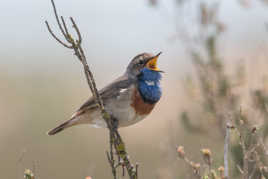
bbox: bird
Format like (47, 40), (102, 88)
(48, 52), (163, 135)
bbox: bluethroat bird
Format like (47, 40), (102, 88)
(48, 52), (163, 135)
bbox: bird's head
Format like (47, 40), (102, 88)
(126, 52), (162, 78)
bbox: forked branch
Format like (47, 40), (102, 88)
(45, 0), (138, 178)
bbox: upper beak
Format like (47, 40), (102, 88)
(146, 52), (163, 72)
(155, 52), (162, 58)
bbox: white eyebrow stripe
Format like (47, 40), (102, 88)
(145, 80), (155, 86)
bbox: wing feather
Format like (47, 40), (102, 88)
(74, 75), (134, 116)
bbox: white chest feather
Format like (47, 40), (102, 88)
(145, 80), (155, 86)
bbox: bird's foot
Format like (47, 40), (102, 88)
(111, 117), (119, 131)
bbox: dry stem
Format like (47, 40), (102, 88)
(224, 122), (231, 179)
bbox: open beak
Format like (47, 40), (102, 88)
(146, 52), (163, 72)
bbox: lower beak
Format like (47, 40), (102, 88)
(146, 52), (163, 72)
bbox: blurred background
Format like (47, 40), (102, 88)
(1, 0), (268, 178)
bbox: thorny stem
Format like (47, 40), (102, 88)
(45, 0), (138, 178)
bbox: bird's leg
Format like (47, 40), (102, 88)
(109, 116), (122, 142)
(110, 116), (119, 131)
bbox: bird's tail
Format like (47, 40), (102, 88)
(47, 117), (77, 135)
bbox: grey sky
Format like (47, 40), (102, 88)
(0, 0), (267, 72)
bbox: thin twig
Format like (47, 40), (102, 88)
(70, 17), (82, 44)
(50, 0), (67, 39)
(236, 164), (244, 174)
(239, 130), (249, 179)
(106, 150), (117, 179)
(45, 21), (72, 48)
(109, 130), (117, 179)
(177, 146), (202, 179)
(224, 122), (231, 179)
(60, 16), (71, 43)
(135, 163), (139, 179)
(184, 157), (202, 179)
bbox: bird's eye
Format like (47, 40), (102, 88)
(138, 60), (144, 65)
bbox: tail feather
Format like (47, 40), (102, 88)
(47, 118), (76, 135)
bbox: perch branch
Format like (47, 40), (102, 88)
(45, 0), (138, 178)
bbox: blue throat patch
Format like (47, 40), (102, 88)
(138, 68), (162, 104)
